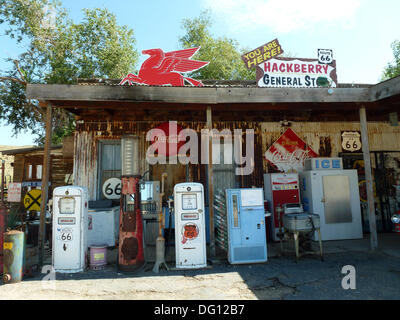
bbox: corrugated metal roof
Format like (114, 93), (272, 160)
(76, 78), (373, 89)
(0, 145), (62, 155)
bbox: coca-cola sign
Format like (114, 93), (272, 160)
(150, 122), (185, 157)
(264, 128), (318, 172)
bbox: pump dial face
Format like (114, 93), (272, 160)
(59, 197), (75, 214)
(182, 194), (197, 210)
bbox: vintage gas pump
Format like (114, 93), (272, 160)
(118, 135), (145, 272)
(52, 186), (89, 273)
(174, 182), (207, 269)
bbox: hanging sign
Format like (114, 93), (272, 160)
(256, 57), (337, 88)
(241, 39), (284, 69)
(264, 128), (318, 172)
(341, 131), (362, 152)
(7, 183), (22, 202)
(120, 47), (209, 87)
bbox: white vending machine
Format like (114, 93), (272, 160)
(53, 186), (89, 273)
(174, 182), (207, 269)
(299, 158), (363, 241)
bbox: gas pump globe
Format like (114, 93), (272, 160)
(118, 135), (145, 271)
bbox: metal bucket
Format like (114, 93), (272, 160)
(89, 246), (107, 270)
(3, 230), (25, 284)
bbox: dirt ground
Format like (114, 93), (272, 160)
(1, 249), (400, 300)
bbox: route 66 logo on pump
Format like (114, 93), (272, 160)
(181, 223), (199, 244)
(341, 131), (362, 152)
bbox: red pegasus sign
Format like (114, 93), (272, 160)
(120, 47), (209, 87)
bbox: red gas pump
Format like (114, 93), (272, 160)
(118, 176), (144, 271)
(118, 135), (145, 272)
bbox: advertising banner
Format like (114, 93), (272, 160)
(264, 128), (318, 172)
(241, 39), (284, 69)
(256, 57), (337, 88)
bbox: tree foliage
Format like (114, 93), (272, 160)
(179, 11), (255, 81)
(0, 0), (139, 144)
(382, 40), (400, 81)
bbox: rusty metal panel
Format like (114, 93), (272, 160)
(261, 121), (400, 173)
(73, 131), (98, 200)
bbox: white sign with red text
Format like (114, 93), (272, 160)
(7, 183), (22, 202)
(256, 57), (337, 88)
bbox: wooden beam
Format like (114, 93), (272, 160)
(359, 107), (378, 250)
(207, 106), (215, 258)
(38, 104), (52, 266)
(369, 75), (400, 101)
(216, 87), (370, 103)
(27, 84), (217, 104)
(27, 84), (372, 105)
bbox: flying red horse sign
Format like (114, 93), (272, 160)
(120, 47), (209, 87)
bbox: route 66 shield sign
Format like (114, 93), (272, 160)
(341, 131), (362, 152)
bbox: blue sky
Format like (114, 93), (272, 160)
(1, 0), (399, 145)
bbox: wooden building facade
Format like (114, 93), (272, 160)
(26, 76), (400, 252)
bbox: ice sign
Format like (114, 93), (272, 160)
(182, 194), (197, 210)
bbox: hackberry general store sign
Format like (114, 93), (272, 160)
(256, 57), (337, 88)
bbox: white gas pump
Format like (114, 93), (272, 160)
(52, 186), (89, 273)
(174, 182), (207, 269)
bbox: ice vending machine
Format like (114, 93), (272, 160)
(226, 188), (267, 264)
(53, 186), (88, 273)
(299, 158), (363, 241)
(174, 182), (207, 269)
(264, 173), (301, 241)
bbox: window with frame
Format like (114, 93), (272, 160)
(98, 140), (121, 200)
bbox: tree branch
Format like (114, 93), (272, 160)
(0, 76), (27, 86)
(13, 60), (27, 83)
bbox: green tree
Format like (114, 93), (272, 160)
(0, 0), (138, 144)
(382, 40), (400, 81)
(179, 11), (255, 81)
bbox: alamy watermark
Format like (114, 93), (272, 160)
(341, 265), (356, 290)
(145, 121), (255, 175)
(41, 265), (56, 290)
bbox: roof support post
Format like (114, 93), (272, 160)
(38, 104), (52, 266)
(359, 106), (378, 250)
(207, 106), (215, 258)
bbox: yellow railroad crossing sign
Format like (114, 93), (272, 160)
(24, 189), (42, 211)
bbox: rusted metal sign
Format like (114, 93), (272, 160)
(256, 57), (337, 88)
(264, 128), (318, 172)
(241, 39), (283, 69)
(341, 131), (362, 152)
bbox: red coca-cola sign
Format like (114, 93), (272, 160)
(264, 128), (318, 172)
(150, 122), (185, 157)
